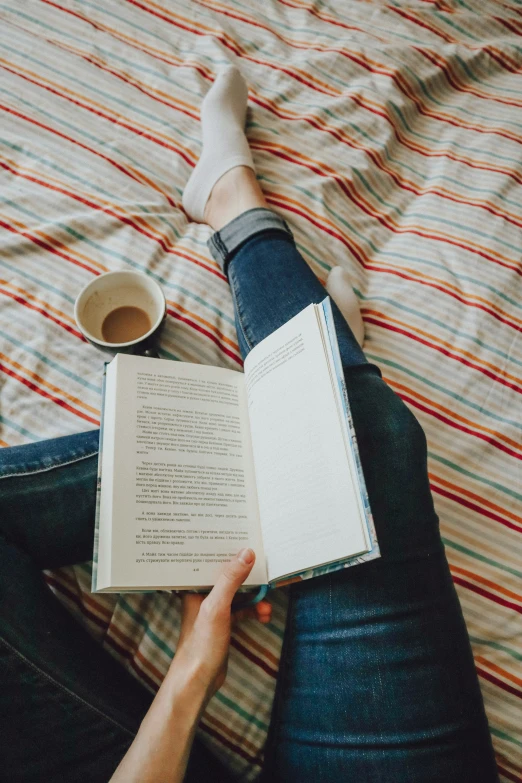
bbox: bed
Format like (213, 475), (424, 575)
(1, 1), (520, 780)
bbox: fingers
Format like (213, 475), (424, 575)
(256, 600), (272, 624)
(233, 600), (272, 625)
(205, 548), (255, 613)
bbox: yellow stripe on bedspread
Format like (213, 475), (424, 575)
(0, 1), (520, 780)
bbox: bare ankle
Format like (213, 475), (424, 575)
(204, 166), (269, 231)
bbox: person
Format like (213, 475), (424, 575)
(0, 66), (499, 783)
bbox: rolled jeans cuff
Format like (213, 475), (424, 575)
(207, 208), (293, 273)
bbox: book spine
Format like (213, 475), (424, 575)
(91, 363), (109, 593)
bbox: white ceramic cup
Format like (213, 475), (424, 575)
(74, 271), (166, 353)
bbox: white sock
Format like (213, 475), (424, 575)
(182, 66), (255, 223)
(326, 267), (365, 348)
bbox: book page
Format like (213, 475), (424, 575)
(100, 354), (266, 590)
(244, 304), (368, 583)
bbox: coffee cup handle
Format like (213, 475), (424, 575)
(133, 333), (160, 359)
(139, 344), (160, 359)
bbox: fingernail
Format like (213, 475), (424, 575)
(238, 547), (254, 565)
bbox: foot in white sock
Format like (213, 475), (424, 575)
(182, 66), (255, 223)
(326, 267), (365, 348)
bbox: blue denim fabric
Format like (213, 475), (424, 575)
(0, 431), (231, 782)
(0, 208), (498, 782)
(208, 207), (293, 274)
(219, 213), (498, 783)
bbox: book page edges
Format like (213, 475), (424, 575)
(319, 297), (380, 563)
(92, 357), (119, 592)
(94, 583), (268, 593)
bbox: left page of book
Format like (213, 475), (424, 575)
(95, 354), (267, 592)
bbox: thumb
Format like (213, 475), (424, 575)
(206, 548), (255, 611)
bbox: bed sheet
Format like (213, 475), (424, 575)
(0, 1), (520, 780)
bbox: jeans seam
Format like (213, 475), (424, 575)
(0, 450), (98, 480)
(228, 265), (254, 352)
(215, 232), (228, 258)
(209, 232), (228, 269)
(0, 636), (135, 737)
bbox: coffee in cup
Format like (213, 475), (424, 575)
(74, 271), (166, 353)
(101, 305), (151, 343)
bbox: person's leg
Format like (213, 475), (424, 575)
(0, 431), (233, 782)
(194, 160), (497, 780)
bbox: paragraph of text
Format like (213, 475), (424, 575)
(136, 372), (239, 406)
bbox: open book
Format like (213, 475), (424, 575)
(92, 299), (379, 593)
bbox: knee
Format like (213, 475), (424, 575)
(373, 396), (428, 466)
(350, 376), (435, 500)
(349, 375), (428, 468)
(348, 379), (441, 556)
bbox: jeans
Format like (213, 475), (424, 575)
(0, 209), (498, 782)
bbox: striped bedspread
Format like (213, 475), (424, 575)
(1, 1), (521, 780)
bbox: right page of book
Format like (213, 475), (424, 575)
(244, 302), (372, 585)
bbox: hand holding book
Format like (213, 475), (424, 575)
(109, 546), (271, 783)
